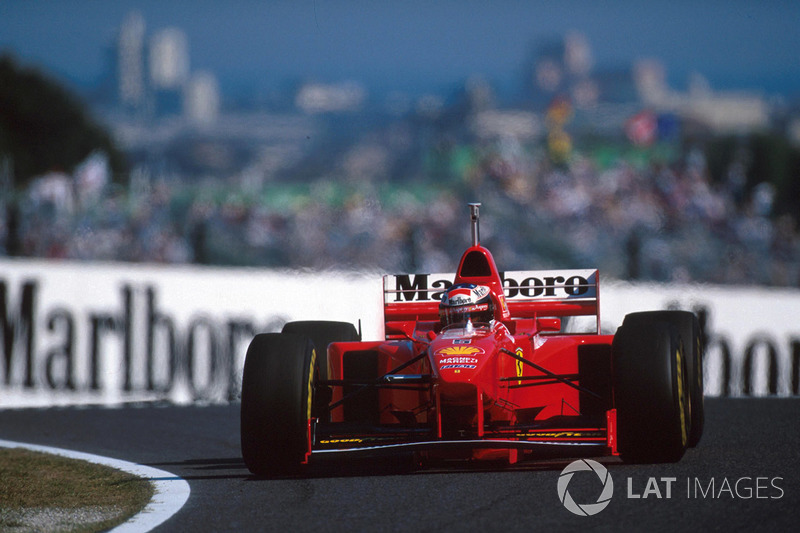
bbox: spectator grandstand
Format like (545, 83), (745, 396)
(2, 134), (798, 287)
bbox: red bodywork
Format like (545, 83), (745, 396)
(311, 244), (619, 464)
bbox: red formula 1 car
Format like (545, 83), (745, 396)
(240, 204), (704, 475)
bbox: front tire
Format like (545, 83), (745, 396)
(281, 321), (360, 381)
(240, 333), (317, 476)
(613, 319), (691, 463)
(620, 311), (704, 447)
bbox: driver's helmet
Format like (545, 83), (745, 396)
(439, 283), (495, 327)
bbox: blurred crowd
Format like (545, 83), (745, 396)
(2, 140), (799, 288)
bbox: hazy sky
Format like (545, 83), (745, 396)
(2, 0), (799, 99)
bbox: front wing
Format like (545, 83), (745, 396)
(306, 410), (618, 462)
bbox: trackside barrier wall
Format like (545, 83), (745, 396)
(1, 258), (799, 407)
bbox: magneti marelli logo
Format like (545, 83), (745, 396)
(557, 459), (614, 516)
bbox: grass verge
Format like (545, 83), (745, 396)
(0, 448), (154, 532)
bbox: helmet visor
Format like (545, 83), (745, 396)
(440, 302), (491, 326)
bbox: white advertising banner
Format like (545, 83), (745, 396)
(1, 259), (798, 407)
(0, 259), (382, 407)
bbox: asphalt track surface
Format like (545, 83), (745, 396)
(0, 398), (797, 532)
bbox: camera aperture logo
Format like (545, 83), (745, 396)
(557, 459), (614, 516)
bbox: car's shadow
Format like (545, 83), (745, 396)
(149, 454), (622, 481)
(147, 457), (251, 481)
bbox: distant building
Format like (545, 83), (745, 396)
(295, 82), (366, 114)
(685, 74), (769, 133)
(149, 28), (189, 90)
(184, 71), (220, 124)
(117, 11), (146, 113)
(635, 61), (769, 134)
(563, 31), (593, 78)
(527, 33), (772, 136)
(634, 59), (669, 106)
(527, 32), (598, 110)
(149, 28), (190, 116)
(115, 13), (217, 121)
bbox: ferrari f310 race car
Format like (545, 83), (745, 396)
(240, 204), (704, 475)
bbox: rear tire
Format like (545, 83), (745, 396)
(240, 333), (317, 476)
(613, 319), (691, 463)
(621, 311), (704, 447)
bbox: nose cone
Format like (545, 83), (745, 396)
(434, 345), (483, 374)
(432, 343), (488, 403)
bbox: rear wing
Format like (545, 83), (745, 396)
(383, 269), (599, 333)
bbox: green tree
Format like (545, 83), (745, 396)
(0, 53), (126, 188)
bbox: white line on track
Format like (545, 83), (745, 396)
(0, 439), (190, 532)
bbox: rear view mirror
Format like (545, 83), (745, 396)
(536, 317), (561, 333)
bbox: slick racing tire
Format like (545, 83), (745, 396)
(620, 311), (704, 447)
(240, 333), (318, 476)
(281, 321), (360, 381)
(612, 319), (691, 463)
